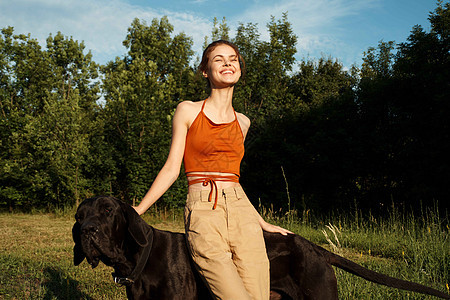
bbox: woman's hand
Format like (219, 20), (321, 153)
(132, 206), (144, 216)
(258, 217), (293, 236)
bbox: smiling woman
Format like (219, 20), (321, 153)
(199, 39), (246, 89)
(133, 40), (292, 300)
(205, 49), (241, 88)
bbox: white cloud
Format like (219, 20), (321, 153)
(238, 0), (379, 32)
(0, 0), (380, 67)
(231, 0), (380, 66)
(0, 0), (211, 64)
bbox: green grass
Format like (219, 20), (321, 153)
(0, 210), (184, 300)
(0, 205), (448, 299)
(261, 204), (449, 299)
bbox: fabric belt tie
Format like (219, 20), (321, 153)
(187, 174), (239, 210)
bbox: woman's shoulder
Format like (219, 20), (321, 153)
(177, 100), (203, 110)
(178, 99), (207, 110)
(175, 100), (204, 126)
(236, 111), (250, 125)
(235, 111), (251, 133)
(176, 100), (204, 115)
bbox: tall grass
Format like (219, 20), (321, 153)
(0, 202), (448, 299)
(260, 201), (449, 299)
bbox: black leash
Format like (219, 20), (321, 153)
(112, 227), (153, 286)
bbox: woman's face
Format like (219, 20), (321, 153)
(203, 44), (241, 88)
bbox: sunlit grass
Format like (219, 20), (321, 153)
(260, 203), (449, 299)
(0, 203), (448, 299)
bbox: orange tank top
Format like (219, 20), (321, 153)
(184, 100), (245, 177)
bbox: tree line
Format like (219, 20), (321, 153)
(1, 2), (449, 215)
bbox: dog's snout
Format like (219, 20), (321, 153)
(81, 223), (99, 234)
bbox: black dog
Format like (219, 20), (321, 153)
(72, 196), (449, 299)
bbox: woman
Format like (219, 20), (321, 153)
(134, 40), (292, 300)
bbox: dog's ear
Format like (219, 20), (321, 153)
(121, 202), (148, 247)
(72, 222), (86, 265)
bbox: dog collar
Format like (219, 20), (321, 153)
(112, 276), (134, 286)
(112, 227), (153, 286)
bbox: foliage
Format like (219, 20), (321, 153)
(350, 1), (450, 211)
(232, 12), (298, 122)
(100, 17), (195, 205)
(0, 28), (99, 210)
(244, 3), (449, 214)
(1, 2), (449, 213)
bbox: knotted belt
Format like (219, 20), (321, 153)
(187, 174), (239, 210)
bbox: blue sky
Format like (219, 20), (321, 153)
(0, 0), (441, 68)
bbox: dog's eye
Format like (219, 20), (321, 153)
(75, 214), (82, 222)
(105, 207), (113, 214)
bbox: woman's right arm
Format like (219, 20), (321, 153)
(134, 101), (192, 215)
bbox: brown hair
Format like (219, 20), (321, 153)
(198, 40), (246, 79)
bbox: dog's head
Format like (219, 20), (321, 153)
(72, 196), (149, 268)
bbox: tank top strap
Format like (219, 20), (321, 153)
(200, 99), (206, 112)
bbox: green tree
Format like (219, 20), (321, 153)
(234, 13), (297, 122)
(242, 57), (357, 212)
(289, 57), (357, 108)
(101, 17), (195, 206)
(232, 22), (263, 115)
(0, 28), (99, 210)
(0, 27), (48, 210)
(352, 1), (450, 211)
(361, 40), (396, 79)
(204, 17), (230, 48)
(390, 1), (450, 207)
(123, 17), (194, 85)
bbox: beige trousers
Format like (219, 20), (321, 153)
(184, 186), (270, 300)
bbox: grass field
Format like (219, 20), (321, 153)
(0, 205), (448, 299)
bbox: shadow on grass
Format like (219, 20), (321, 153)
(43, 267), (92, 300)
